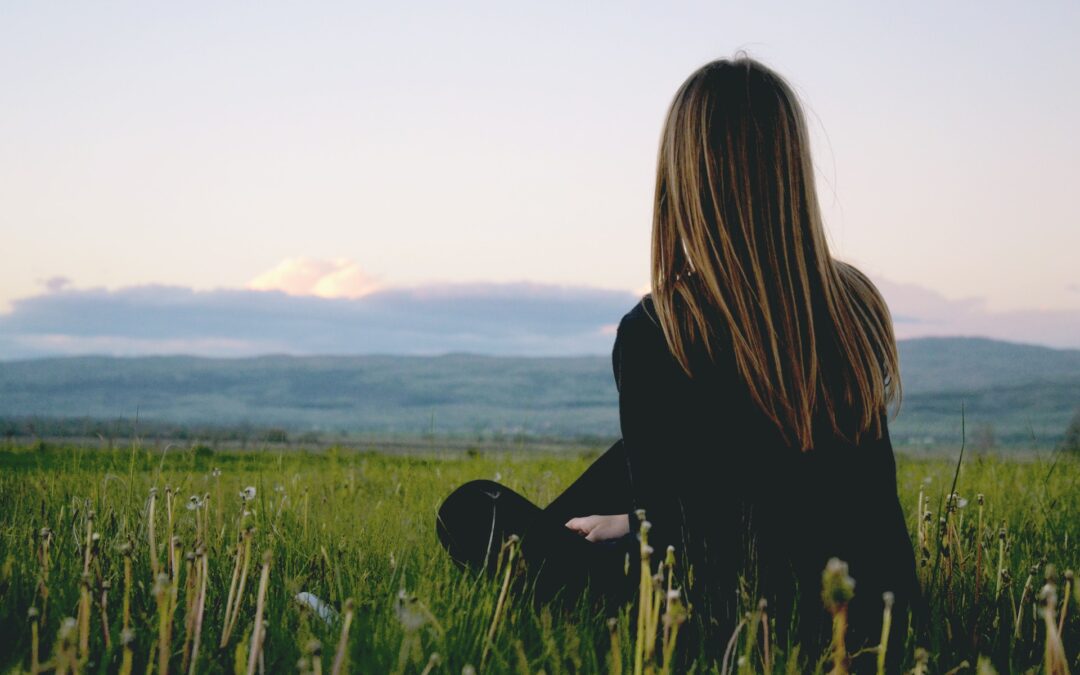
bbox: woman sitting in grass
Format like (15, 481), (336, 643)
(436, 53), (921, 672)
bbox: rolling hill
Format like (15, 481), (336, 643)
(1, 337), (1077, 448)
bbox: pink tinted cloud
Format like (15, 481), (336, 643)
(247, 257), (379, 299)
(874, 277), (1080, 349)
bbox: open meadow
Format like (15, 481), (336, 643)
(0, 441), (1077, 674)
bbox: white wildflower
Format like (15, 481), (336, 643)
(395, 589), (429, 631)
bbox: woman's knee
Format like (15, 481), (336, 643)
(436, 479), (519, 571)
(438, 480), (503, 517)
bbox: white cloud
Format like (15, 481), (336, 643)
(246, 258), (379, 299)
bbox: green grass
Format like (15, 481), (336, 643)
(0, 442), (1077, 673)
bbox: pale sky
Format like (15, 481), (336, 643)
(2, 1), (1078, 334)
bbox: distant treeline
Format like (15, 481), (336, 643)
(0, 416), (291, 444)
(0, 415), (610, 451)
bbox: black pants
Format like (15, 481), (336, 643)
(435, 439), (639, 609)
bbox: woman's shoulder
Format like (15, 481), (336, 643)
(613, 294), (722, 381)
(611, 295), (670, 384)
(614, 294), (667, 351)
(618, 293), (660, 331)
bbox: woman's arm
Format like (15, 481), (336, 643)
(612, 308), (696, 556)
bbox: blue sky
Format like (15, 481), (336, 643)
(1, 1), (1078, 356)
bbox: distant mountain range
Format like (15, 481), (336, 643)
(1, 337), (1077, 449)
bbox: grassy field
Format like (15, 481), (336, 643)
(0, 442), (1077, 674)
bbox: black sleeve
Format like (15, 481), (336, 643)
(613, 311), (694, 556)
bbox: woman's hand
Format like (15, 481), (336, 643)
(564, 514), (630, 542)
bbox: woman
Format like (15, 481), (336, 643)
(436, 53), (921, 670)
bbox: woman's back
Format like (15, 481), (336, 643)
(615, 294), (920, 668)
(438, 52), (921, 674)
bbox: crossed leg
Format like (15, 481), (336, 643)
(435, 439), (637, 605)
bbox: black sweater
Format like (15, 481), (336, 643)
(613, 295), (921, 665)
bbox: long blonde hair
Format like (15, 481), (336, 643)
(650, 53), (901, 451)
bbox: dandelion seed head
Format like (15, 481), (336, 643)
(462, 666), (477, 675)
(883, 591), (895, 607)
(211, 468), (221, 478)
(240, 486), (257, 502)
(1044, 564), (1059, 583)
(27, 606), (39, 620)
(821, 557), (855, 612)
(395, 589), (428, 631)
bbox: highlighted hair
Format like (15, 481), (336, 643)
(650, 53), (901, 451)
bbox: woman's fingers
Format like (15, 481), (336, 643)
(564, 517), (590, 535)
(568, 514), (631, 542)
(585, 530), (604, 543)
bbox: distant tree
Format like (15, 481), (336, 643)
(263, 428), (290, 444)
(1062, 407), (1080, 454)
